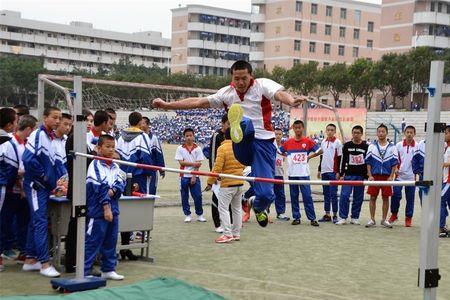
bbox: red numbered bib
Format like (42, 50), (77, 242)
(292, 153), (307, 164)
(349, 154), (364, 165)
(276, 158), (283, 167)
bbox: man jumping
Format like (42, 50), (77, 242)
(152, 60), (306, 227)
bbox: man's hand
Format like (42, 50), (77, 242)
(387, 175), (395, 181)
(190, 176), (197, 186)
(291, 95), (308, 107)
(152, 98), (168, 109)
(160, 171), (165, 179)
(193, 162), (202, 168)
(336, 173), (341, 181)
(104, 205), (113, 222)
(204, 184), (212, 192)
(368, 175), (374, 181)
(108, 188), (115, 198)
(317, 171), (321, 179)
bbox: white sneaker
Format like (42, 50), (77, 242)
(365, 219), (376, 228)
(22, 261), (42, 271)
(335, 219), (347, 225)
(184, 215), (192, 223)
(350, 218), (361, 225)
(101, 271), (124, 280)
(381, 220), (393, 228)
(40, 265), (60, 278)
(197, 215), (207, 222)
(215, 226), (224, 233)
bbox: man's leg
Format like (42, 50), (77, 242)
(299, 177), (317, 221)
(180, 178), (191, 216)
(16, 196), (30, 255)
(29, 187), (51, 264)
(390, 184), (402, 220)
(100, 217), (119, 273)
(273, 176), (286, 216)
(329, 173), (338, 217)
(351, 182), (365, 220)
(405, 186), (416, 218)
(339, 182), (352, 220)
(231, 187), (243, 237)
(190, 178), (203, 217)
(289, 178), (301, 220)
(321, 173), (331, 216)
(217, 188), (233, 236)
(382, 196), (390, 222)
(369, 197), (377, 221)
(440, 184), (450, 229)
(84, 218), (105, 276)
(211, 193), (221, 228)
(1, 192), (16, 254)
(231, 117), (255, 166)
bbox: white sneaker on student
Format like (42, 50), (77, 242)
(215, 226), (224, 233)
(40, 265), (60, 278)
(350, 218), (361, 225)
(335, 218), (347, 225)
(381, 220), (393, 228)
(184, 215), (192, 223)
(197, 215), (207, 222)
(365, 219), (376, 228)
(102, 271), (124, 280)
(22, 261), (42, 271)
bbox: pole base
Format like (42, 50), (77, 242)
(51, 277), (106, 293)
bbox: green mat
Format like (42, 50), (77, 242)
(3, 277), (226, 300)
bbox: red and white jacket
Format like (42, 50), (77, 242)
(444, 141), (450, 184)
(319, 137), (342, 174)
(395, 139), (418, 181)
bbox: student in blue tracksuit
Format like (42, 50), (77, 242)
(53, 113), (72, 180)
(412, 139), (425, 203)
(85, 135), (126, 280)
(0, 107), (18, 271)
(22, 106), (61, 277)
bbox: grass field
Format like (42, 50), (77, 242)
(1, 144), (450, 300)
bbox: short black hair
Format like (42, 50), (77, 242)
(377, 123), (388, 133)
(404, 125), (416, 133)
(13, 104), (30, 116)
(183, 128), (194, 136)
(142, 116), (150, 126)
(352, 125), (364, 134)
(18, 115), (37, 131)
(221, 114), (228, 124)
(224, 128), (231, 139)
(293, 120), (304, 127)
(0, 107), (17, 129)
(62, 113), (72, 120)
(230, 60), (252, 75)
(82, 109), (93, 118)
(326, 123), (336, 129)
(105, 108), (116, 115)
(98, 134), (115, 147)
(274, 127), (283, 131)
(93, 110), (109, 127)
(43, 106), (61, 117)
(129, 111), (142, 126)
(445, 125), (450, 132)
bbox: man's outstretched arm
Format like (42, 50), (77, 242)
(152, 97), (210, 110)
(274, 91), (308, 107)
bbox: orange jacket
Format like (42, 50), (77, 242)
(207, 140), (245, 187)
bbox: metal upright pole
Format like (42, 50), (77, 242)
(418, 61), (445, 300)
(37, 75), (45, 121)
(72, 76), (87, 279)
(302, 101), (308, 134)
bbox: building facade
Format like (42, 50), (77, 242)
(0, 10), (171, 73)
(250, 0), (381, 71)
(380, 0), (450, 54)
(171, 5), (251, 76)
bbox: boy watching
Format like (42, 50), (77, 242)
(439, 125), (450, 237)
(53, 113), (72, 179)
(85, 135), (126, 280)
(274, 128), (289, 221)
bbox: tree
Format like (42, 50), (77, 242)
(347, 58), (373, 108)
(284, 61), (318, 95)
(270, 66), (287, 85)
(317, 63), (349, 107)
(408, 47), (436, 108)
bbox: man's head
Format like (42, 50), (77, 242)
(183, 128), (195, 144)
(377, 124), (388, 141)
(17, 115), (38, 138)
(274, 127), (283, 143)
(141, 116), (150, 133)
(83, 109), (94, 132)
(43, 106), (61, 131)
(56, 113), (73, 136)
(129, 111), (143, 127)
(0, 107), (18, 133)
(351, 125), (364, 142)
(13, 104), (30, 117)
(404, 125), (416, 142)
(93, 110), (110, 132)
(445, 125), (450, 143)
(105, 108), (116, 131)
(221, 114), (230, 132)
(230, 60), (253, 93)
(97, 134), (116, 158)
(292, 120), (304, 137)
(326, 123), (336, 138)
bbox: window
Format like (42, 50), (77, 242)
(309, 42), (316, 53)
(199, 65), (203, 75)
(339, 27), (346, 38)
(295, 21), (302, 32)
(431, 2), (435, 12)
(324, 62), (330, 67)
(367, 39), (373, 49)
(340, 8), (347, 19)
(326, 6), (333, 17)
(354, 28), (360, 39)
(368, 21), (374, 32)
(354, 10), (361, 24)
(205, 66), (209, 75)
(310, 23), (317, 34)
(438, 2), (443, 12)
(294, 59), (301, 65)
(325, 24), (332, 35)
(353, 47), (359, 58)
(324, 43), (331, 54)
(338, 45), (345, 56)
(294, 40), (301, 51)
(311, 3), (318, 15)
(296, 1), (303, 12)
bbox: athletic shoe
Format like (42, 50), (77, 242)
(318, 215), (332, 222)
(227, 103), (244, 143)
(16, 253), (26, 264)
(120, 250), (138, 261)
(215, 226), (224, 233)
(101, 271), (124, 280)
(242, 198), (252, 222)
(40, 266), (60, 278)
(381, 220), (393, 228)
(254, 209), (269, 227)
(405, 217), (412, 227)
(232, 235), (240, 241)
(350, 218), (361, 225)
(0, 257), (3, 272)
(388, 213), (398, 224)
(2, 249), (17, 260)
(291, 219), (301, 225)
(365, 219), (376, 228)
(310, 220), (320, 227)
(197, 215), (207, 222)
(276, 214), (290, 221)
(23, 261), (42, 271)
(215, 235), (233, 243)
(184, 215), (192, 223)
(439, 228), (448, 238)
(332, 216), (338, 224)
(335, 219), (347, 225)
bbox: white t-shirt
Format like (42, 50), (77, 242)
(443, 142), (450, 184)
(275, 146), (285, 177)
(207, 78), (284, 140)
(396, 139), (418, 181)
(175, 143), (204, 178)
(320, 137), (342, 174)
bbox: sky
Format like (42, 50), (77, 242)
(2, 0), (382, 39)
